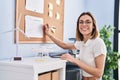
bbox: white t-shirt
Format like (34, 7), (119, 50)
(74, 37), (107, 79)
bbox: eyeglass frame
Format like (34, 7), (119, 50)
(79, 20), (92, 25)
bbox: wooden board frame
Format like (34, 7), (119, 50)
(15, 0), (64, 43)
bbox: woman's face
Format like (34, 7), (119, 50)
(79, 15), (94, 37)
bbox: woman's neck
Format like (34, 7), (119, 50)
(83, 35), (91, 43)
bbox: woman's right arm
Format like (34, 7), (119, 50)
(43, 24), (76, 50)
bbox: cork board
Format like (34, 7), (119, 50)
(15, 0), (64, 43)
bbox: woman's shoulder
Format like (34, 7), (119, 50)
(93, 37), (104, 42)
(92, 37), (105, 44)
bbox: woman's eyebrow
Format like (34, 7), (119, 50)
(79, 19), (91, 21)
(85, 19), (91, 21)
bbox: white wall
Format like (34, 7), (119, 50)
(64, 0), (84, 42)
(84, 0), (115, 29)
(0, 0), (114, 59)
(64, 0), (115, 42)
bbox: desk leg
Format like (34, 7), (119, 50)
(59, 65), (66, 80)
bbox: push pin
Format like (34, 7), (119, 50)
(50, 26), (56, 33)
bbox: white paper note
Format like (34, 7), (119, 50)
(26, 0), (44, 13)
(25, 15), (43, 38)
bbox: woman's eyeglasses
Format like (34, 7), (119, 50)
(79, 20), (92, 25)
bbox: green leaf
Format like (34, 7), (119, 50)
(100, 25), (120, 80)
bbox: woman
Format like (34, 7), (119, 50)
(43, 12), (106, 80)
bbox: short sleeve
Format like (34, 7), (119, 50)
(93, 38), (107, 57)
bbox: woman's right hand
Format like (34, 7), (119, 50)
(43, 24), (50, 35)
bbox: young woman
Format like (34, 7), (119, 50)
(43, 12), (106, 80)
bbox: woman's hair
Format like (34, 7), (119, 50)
(76, 12), (99, 41)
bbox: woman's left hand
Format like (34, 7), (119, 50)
(61, 53), (75, 63)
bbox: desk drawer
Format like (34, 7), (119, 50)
(38, 70), (59, 80)
(38, 72), (51, 80)
(52, 70), (59, 80)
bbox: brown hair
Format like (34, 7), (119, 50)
(76, 12), (99, 41)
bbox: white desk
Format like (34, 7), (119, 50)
(0, 57), (66, 80)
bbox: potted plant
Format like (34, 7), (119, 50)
(100, 25), (120, 80)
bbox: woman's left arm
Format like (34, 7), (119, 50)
(61, 53), (106, 78)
